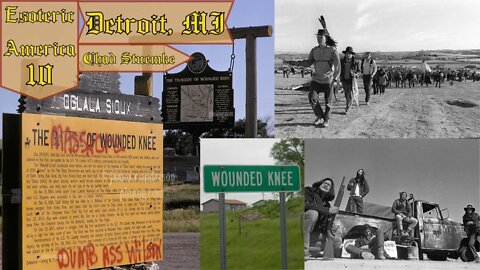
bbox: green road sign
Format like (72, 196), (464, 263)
(203, 165), (301, 193)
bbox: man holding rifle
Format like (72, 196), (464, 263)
(304, 177), (344, 259)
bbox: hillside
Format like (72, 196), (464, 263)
(276, 49), (480, 68)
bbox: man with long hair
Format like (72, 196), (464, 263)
(346, 169), (369, 214)
(340, 46), (359, 115)
(304, 178), (340, 258)
(301, 28), (340, 127)
(462, 204), (480, 263)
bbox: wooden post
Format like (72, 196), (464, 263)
(245, 35), (257, 138)
(135, 72), (153, 96)
(229, 26), (272, 138)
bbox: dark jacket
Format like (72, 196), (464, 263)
(347, 177), (369, 197)
(354, 236), (375, 249)
(340, 57), (359, 82)
(391, 199), (412, 216)
(305, 186), (331, 231)
(463, 212), (480, 228)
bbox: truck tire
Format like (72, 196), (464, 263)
(459, 246), (475, 262)
(427, 253), (447, 261)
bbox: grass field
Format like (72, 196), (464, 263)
(164, 183), (200, 232)
(200, 197), (304, 270)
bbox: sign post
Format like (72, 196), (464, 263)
(204, 165), (300, 269)
(230, 26), (272, 138)
(280, 191), (288, 270)
(219, 192), (227, 270)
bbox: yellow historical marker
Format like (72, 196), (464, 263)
(21, 113), (163, 270)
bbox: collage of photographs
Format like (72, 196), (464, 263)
(0, 0), (479, 270)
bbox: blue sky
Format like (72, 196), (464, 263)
(276, 0), (480, 53)
(0, 0), (274, 138)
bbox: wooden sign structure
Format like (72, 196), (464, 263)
(230, 26), (272, 138)
(20, 88), (162, 124)
(3, 84), (164, 270)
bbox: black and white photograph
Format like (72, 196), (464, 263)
(275, 0), (480, 138)
(303, 139), (480, 269)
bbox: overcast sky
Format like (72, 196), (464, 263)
(200, 138), (281, 208)
(276, 0), (480, 53)
(0, 0), (274, 138)
(305, 139), (480, 223)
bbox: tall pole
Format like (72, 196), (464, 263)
(245, 34), (257, 138)
(219, 192), (227, 270)
(230, 26), (272, 138)
(280, 192), (288, 270)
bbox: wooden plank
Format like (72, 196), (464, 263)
(229, 26), (272, 39)
(21, 88), (162, 123)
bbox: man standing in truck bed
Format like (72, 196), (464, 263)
(346, 169), (369, 214)
(391, 191), (418, 237)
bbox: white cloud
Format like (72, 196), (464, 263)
(356, 0), (377, 14)
(354, 12), (376, 31)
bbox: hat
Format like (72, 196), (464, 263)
(464, 204), (475, 211)
(399, 191), (407, 196)
(316, 29), (329, 36)
(342, 46), (355, 54)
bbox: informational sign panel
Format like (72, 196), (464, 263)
(162, 52), (234, 130)
(21, 113), (163, 270)
(203, 165), (300, 193)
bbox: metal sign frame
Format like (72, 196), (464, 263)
(162, 52), (235, 130)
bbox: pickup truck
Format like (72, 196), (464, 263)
(330, 196), (466, 260)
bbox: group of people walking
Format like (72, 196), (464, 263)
(388, 67), (474, 89)
(298, 25), (479, 128)
(304, 169), (480, 262)
(300, 28), (386, 127)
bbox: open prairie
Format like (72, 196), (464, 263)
(275, 58), (480, 138)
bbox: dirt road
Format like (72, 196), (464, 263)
(156, 233), (200, 270)
(275, 74), (480, 138)
(306, 258), (479, 270)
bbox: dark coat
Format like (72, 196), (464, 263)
(391, 199), (412, 217)
(305, 186), (331, 231)
(463, 211), (480, 228)
(340, 57), (359, 82)
(347, 177), (369, 197)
